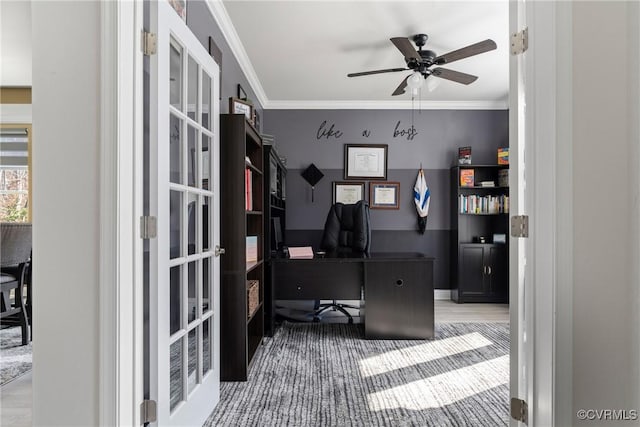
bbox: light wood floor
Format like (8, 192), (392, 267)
(0, 301), (509, 427)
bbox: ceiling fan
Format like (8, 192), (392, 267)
(347, 34), (497, 96)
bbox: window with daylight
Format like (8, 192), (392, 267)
(0, 128), (29, 222)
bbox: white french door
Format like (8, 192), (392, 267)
(148, 1), (221, 425)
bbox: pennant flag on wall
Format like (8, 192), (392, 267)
(413, 169), (431, 234)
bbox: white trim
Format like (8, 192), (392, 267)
(99, 1), (118, 425)
(264, 99), (508, 110)
(99, 1), (143, 426)
(554, 2), (574, 426)
(205, 0), (268, 107)
(528, 2), (556, 426)
(434, 290), (451, 300)
(0, 104), (32, 123)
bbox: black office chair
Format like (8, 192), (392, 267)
(314, 200), (370, 323)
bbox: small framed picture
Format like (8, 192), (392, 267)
(333, 181), (365, 205)
(344, 144), (388, 180)
(229, 97), (254, 124)
(370, 181), (400, 209)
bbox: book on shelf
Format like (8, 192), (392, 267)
(459, 194), (509, 214)
(480, 181), (495, 187)
(498, 169), (509, 187)
(460, 169), (474, 187)
(497, 147), (509, 165)
(458, 146), (472, 164)
(246, 236), (258, 263)
(287, 246), (314, 259)
(245, 168), (253, 210)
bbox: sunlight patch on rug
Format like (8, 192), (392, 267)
(359, 332), (493, 378)
(366, 355), (509, 411)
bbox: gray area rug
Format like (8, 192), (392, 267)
(0, 326), (32, 386)
(206, 322), (509, 426)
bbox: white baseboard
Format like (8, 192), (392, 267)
(434, 289), (452, 300)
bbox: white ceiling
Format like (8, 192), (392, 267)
(0, 1), (32, 87)
(220, 0), (509, 109)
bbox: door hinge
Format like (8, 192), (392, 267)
(511, 397), (529, 424)
(140, 216), (157, 239)
(140, 399), (157, 424)
(511, 27), (528, 55)
(142, 31), (157, 56)
(511, 215), (529, 238)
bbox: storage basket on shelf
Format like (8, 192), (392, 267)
(247, 280), (260, 319)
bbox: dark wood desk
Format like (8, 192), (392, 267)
(269, 252), (434, 339)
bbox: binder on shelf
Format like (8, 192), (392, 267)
(497, 147), (509, 165)
(246, 236), (258, 263)
(498, 169), (509, 187)
(458, 146), (472, 164)
(245, 168), (253, 211)
(460, 169), (474, 187)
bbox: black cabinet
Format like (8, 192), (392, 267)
(453, 244), (508, 303)
(450, 165), (509, 303)
(263, 145), (286, 336)
(365, 260), (434, 339)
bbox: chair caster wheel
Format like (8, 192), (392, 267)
(348, 318), (354, 324)
(313, 316), (320, 323)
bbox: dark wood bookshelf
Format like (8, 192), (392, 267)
(450, 165), (509, 303)
(263, 144), (287, 337)
(220, 114), (264, 381)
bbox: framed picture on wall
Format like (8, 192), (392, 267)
(344, 144), (388, 180)
(229, 97), (254, 124)
(370, 181), (400, 209)
(333, 181), (365, 205)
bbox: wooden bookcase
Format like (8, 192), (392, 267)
(220, 114), (264, 381)
(450, 165), (509, 303)
(263, 145), (286, 337)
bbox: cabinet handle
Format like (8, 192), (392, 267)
(297, 285), (302, 291)
(483, 265), (487, 274)
(487, 266), (492, 275)
(396, 279), (404, 287)
(214, 245), (225, 257)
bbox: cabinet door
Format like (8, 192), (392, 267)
(487, 245), (508, 298)
(365, 261), (434, 339)
(459, 245), (486, 296)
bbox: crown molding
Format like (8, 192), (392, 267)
(264, 99), (509, 110)
(205, 0), (268, 108)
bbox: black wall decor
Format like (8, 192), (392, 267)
(301, 164), (324, 202)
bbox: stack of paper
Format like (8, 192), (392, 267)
(288, 246), (314, 259)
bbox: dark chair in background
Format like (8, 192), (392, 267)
(315, 200), (371, 323)
(0, 223), (32, 345)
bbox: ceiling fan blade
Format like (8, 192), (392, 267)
(392, 75), (411, 96)
(435, 39), (497, 65)
(347, 68), (408, 77)
(390, 37), (421, 61)
(431, 68), (478, 85)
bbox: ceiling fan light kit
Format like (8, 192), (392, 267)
(348, 33), (497, 97)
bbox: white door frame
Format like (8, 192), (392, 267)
(96, 1), (563, 425)
(509, 0), (558, 425)
(98, 1), (144, 425)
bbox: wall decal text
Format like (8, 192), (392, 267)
(393, 121), (418, 141)
(316, 121), (343, 140)
(362, 129), (372, 138)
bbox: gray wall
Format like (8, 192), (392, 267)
(264, 109), (509, 288)
(187, 0), (263, 119)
